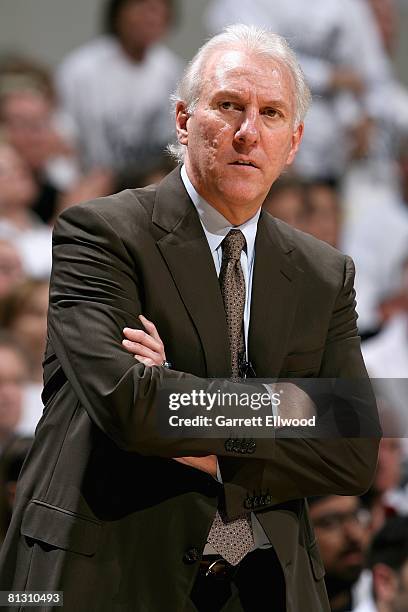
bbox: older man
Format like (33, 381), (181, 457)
(0, 25), (379, 612)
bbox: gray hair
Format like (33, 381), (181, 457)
(168, 23), (311, 163)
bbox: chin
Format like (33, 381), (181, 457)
(218, 179), (263, 207)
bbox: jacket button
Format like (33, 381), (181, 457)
(183, 548), (200, 565)
(247, 440), (256, 454)
(225, 439), (235, 452)
(244, 496), (254, 510)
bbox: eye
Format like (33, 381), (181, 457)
(219, 101), (240, 111)
(263, 108), (282, 119)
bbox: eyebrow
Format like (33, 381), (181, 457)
(211, 90), (290, 110)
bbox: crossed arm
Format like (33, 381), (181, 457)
(122, 315), (218, 478)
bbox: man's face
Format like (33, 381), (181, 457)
(392, 561), (408, 612)
(0, 144), (38, 209)
(116, 0), (170, 54)
(310, 496), (367, 584)
(1, 91), (56, 171)
(0, 346), (27, 441)
(177, 49), (303, 220)
(301, 185), (340, 248)
(263, 186), (304, 228)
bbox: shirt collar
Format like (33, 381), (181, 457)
(180, 164), (260, 258)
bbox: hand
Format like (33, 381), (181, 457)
(122, 315), (166, 366)
(349, 117), (373, 159)
(122, 316), (217, 478)
(173, 455), (217, 478)
(56, 169), (114, 218)
(271, 382), (317, 421)
(330, 68), (365, 96)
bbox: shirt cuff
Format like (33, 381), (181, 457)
(263, 383), (279, 418)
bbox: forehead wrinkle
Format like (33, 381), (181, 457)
(199, 50), (296, 115)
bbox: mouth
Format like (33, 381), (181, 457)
(229, 160), (259, 169)
(341, 550), (363, 565)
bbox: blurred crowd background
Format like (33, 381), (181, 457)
(0, 1), (407, 610)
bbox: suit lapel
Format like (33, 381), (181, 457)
(153, 168), (231, 378)
(249, 212), (302, 377)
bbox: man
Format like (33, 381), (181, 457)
(309, 495), (370, 612)
(354, 516), (408, 612)
(57, 0), (183, 174)
(0, 25), (380, 612)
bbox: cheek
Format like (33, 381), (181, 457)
(317, 534), (339, 561)
(196, 114), (231, 154)
(269, 128), (295, 152)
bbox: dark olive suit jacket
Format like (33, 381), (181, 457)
(0, 168), (380, 611)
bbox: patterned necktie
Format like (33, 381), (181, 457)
(206, 229), (255, 566)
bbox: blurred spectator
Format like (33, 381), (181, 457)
(0, 334), (30, 453)
(264, 179), (341, 247)
(300, 182), (341, 248)
(0, 279), (49, 383)
(363, 256), (408, 376)
(0, 436), (32, 547)
(0, 55), (80, 223)
(361, 437), (403, 537)
(354, 516), (408, 612)
(206, 0), (392, 183)
(0, 239), (24, 300)
(342, 0), (408, 214)
(361, 258), (408, 416)
(56, 0), (183, 174)
(56, 168), (115, 218)
(115, 152), (176, 191)
(263, 178), (305, 228)
(0, 142), (52, 278)
(378, 257), (408, 325)
(309, 495), (370, 612)
(341, 197), (408, 338)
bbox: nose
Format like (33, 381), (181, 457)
(233, 108), (259, 149)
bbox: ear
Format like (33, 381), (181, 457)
(175, 101), (190, 146)
(286, 123), (304, 166)
(373, 563), (398, 604)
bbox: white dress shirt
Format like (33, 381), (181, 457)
(180, 165), (271, 552)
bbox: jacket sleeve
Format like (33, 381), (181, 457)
(219, 255), (382, 519)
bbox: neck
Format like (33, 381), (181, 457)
(207, 201), (259, 226)
(120, 40), (146, 63)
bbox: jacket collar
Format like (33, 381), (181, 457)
(152, 167), (302, 378)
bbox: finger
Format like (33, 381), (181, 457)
(134, 354), (156, 367)
(123, 327), (163, 354)
(122, 340), (163, 364)
(139, 315), (163, 344)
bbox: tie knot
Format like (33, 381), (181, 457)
(222, 230), (246, 262)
